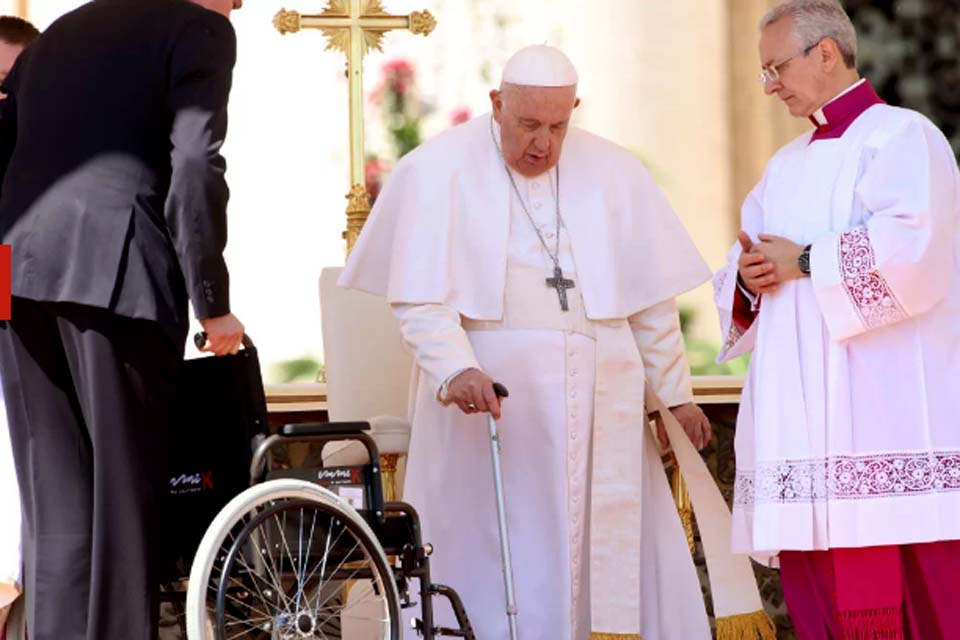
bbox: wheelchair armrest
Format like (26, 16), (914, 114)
(280, 421), (371, 437)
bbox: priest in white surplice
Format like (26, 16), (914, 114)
(715, 2), (960, 638)
(340, 45), (743, 640)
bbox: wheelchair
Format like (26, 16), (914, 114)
(179, 420), (476, 639)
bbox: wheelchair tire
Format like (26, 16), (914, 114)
(185, 478), (401, 640)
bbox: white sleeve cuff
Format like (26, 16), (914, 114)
(438, 367), (476, 403)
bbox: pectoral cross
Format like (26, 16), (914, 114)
(546, 265), (576, 312)
(273, 0), (436, 254)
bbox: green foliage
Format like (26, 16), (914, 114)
(376, 59), (423, 160)
(679, 305), (750, 376)
(270, 356), (324, 384)
(366, 59), (425, 202)
(387, 120), (421, 158)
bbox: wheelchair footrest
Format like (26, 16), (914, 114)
(429, 584), (475, 640)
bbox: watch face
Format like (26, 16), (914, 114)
(798, 247), (811, 274)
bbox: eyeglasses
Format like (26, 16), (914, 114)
(757, 41), (820, 86)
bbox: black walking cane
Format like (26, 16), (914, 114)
(486, 382), (518, 640)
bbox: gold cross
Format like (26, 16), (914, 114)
(274, 1), (436, 253)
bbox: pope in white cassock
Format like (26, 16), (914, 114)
(714, 1), (960, 638)
(341, 45), (720, 639)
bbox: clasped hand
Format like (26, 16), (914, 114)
(736, 230), (806, 296)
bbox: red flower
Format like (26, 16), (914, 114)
(365, 156), (391, 203)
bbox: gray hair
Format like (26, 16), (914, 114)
(759, 0), (857, 68)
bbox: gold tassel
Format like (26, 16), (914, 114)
(716, 609), (777, 640)
(589, 633), (642, 640)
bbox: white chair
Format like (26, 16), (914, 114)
(318, 267), (413, 500)
(319, 267), (416, 640)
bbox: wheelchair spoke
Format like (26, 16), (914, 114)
(297, 506), (320, 613)
(312, 514), (337, 613)
(296, 507), (305, 612)
(302, 523), (352, 586)
(318, 586), (390, 623)
(232, 519), (293, 615)
(206, 495), (399, 640)
(272, 507), (302, 610)
(311, 540), (364, 616)
(220, 586), (274, 623)
(312, 546), (375, 627)
(225, 550), (280, 621)
(251, 511), (296, 613)
(221, 608), (275, 638)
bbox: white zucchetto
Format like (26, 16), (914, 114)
(501, 45), (578, 87)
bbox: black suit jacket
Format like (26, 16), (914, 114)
(0, 0), (236, 331)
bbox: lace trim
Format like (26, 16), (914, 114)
(714, 266), (747, 360)
(719, 321), (744, 360)
(735, 451), (960, 506)
(712, 267), (730, 304)
(839, 226), (907, 329)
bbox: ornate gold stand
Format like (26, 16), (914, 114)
(379, 453), (401, 502)
(669, 453), (696, 554)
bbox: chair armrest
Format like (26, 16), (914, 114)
(280, 421), (370, 437)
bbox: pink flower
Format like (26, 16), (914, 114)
(382, 58), (414, 76)
(450, 106), (471, 126)
(381, 58), (416, 97)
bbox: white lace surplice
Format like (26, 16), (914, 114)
(715, 105), (960, 557)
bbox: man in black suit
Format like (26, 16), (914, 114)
(0, 0), (245, 638)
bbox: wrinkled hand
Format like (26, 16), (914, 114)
(445, 368), (503, 420)
(755, 234), (805, 284)
(198, 313), (245, 356)
(655, 402), (711, 451)
(737, 231), (778, 295)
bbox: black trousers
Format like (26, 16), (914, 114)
(0, 297), (184, 640)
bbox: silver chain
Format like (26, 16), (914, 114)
(489, 116), (563, 271)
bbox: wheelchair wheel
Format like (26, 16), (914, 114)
(186, 478), (401, 639)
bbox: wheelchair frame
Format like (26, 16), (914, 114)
(181, 421), (477, 640)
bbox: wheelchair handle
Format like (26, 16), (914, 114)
(194, 331), (255, 351)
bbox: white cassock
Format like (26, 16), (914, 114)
(341, 114), (717, 639)
(715, 100), (960, 559)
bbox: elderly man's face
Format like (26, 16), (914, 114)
(490, 84), (579, 178)
(0, 40), (24, 96)
(759, 17), (827, 118)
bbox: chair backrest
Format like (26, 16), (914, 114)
(319, 267), (413, 424)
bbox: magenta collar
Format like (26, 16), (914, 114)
(808, 80), (884, 143)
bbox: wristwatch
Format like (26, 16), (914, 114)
(797, 244), (812, 275)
